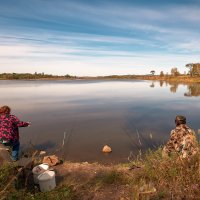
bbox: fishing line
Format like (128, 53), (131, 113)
(61, 121), (76, 158)
(122, 126), (140, 149)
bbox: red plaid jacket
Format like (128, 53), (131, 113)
(0, 114), (29, 142)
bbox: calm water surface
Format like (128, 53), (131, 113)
(0, 80), (200, 163)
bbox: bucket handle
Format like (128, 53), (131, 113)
(42, 163), (49, 167)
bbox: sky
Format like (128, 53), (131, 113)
(0, 0), (200, 76)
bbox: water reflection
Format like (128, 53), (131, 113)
(169, 83), (178, 93)
(150, 82), (155, 88)
(156, 81), (200, 97)
(159, 81), (164, 87)
(184, 84), (200, 97)
(1, 80), (200, 163)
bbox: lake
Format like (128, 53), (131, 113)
(0, 80), (200, 163)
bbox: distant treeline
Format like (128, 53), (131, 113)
(0, 73), (76, 80)
(96, 75), (137, 79)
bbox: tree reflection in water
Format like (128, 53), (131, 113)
(159, 81), (164, 87)
(157, 81), (200, 97)
(150, 82), (155, 88)
(169, 83), (179, 93)
(184, 84), (200, 97)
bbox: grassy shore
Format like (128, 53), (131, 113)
(133, 75), (200, 83)
(1, 73), (200, 83)
(1, 148), (200, 200)
(94, 75), (200, 83)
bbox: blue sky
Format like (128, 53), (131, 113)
(0, 0), (200, 76)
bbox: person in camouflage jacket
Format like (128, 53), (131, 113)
(163, 115), (198, 158)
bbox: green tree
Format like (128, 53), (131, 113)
(171, 67), (180, 76)
(160, 71), (164, 77)
(185, 63), (193, 76)
(186, 63), (200, 77)
(150, 70), (155, 75)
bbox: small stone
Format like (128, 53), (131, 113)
(39, 151), (46, 155)
(102, 145), (112, 153)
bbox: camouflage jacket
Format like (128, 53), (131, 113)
(163, 124), (198, 158)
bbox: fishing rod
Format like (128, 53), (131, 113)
(56, 121), (76, 158)
(123, 119), (159, 161)
(122, 126), (140, 150)
(126, 119), (158, 148)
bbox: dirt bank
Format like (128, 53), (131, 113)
(54, 161), (135, 200)
(2, 149), (200, 199)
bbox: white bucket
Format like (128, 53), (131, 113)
(32, 163), (49, 184)
(38, 170), (56, 192)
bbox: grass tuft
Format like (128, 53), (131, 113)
(6, 185), (75, 200)
(0, 162), (16, 189)
(131, 148), (200, 199)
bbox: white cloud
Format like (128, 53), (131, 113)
(0, 1), (200, 75)
(0, 45), (199, 76)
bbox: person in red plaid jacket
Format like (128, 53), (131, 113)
(0, 105), (30, 161)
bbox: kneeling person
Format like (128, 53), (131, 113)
(163, 115), (198, 158)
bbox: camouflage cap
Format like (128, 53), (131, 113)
(175, 115), (186, 124)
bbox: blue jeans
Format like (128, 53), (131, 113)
(3, 140), (20, 161)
